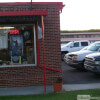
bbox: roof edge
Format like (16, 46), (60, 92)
(0, 2), (63, 5)
(0, 2), (65, 12)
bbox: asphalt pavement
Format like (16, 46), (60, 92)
(62, 61), (100, 84)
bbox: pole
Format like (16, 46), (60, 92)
(41, 16), (46, 93)
(30, 0), (32, 10)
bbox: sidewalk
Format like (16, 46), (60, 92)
(63, 83), (100, 91)
(0, 85), (54, 96)
(0, 83), (100, 96)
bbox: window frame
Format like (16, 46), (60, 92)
(0, 24), (37, 68)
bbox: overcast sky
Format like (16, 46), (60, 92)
(0, 0), (100, 30)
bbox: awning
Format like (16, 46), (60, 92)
(0, 10), (48, 24)
(0, 10), (48, 16)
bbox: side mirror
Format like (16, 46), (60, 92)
(70, 46), (73, 48)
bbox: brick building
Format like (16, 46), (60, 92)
(0, 2), (64, 89)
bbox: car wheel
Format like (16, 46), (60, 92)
(81, 60), (87, 71)
(61, 52), (68, 61)
(61, 53), (65, 61)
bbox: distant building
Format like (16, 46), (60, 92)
(61, 32), (100, 43)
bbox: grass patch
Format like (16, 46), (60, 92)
(0, 89), (100, 100)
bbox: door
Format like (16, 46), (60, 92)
(70, 42), (81, 52)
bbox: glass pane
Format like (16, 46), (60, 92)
(81, 42), (88, 46)
(0, 25), (36, 67)
(73, 42), (79, 47)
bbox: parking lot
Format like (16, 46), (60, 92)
(62, 61), (100, 84)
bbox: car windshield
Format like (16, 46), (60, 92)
(87, 43), (100, 51)
(80, 46), (88, 51)
(61, 43), (66, 47)
(61, 42), (73, 48)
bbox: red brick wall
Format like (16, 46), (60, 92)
(0, 3), (62, 88)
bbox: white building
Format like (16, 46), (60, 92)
(61, 32), (100, 43)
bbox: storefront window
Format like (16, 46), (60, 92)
(0, 24), (37, 67)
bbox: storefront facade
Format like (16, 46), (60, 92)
(0, 2), (64, 88)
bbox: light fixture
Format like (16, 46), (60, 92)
(0, 27), (15, 30)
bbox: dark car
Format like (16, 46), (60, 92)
(84, 52), (100, 74)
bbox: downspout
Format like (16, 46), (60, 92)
(41, 16), (46, 93)
(36, 21), (62, 73)
(36, 16), (62, 93)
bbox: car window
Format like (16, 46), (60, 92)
(61, 42), (73, 48)
(81, 42), (88, 46)
(73, 42), (79, 47)
(88, 43), (100, 51)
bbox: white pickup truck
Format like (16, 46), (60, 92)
(64, 41), (100, 70)
(61, 40), (91, 59)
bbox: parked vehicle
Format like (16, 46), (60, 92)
(84, 52), (100, 74)
(80, 46), (88, 51)
(61, 40), (91, 59)
(61, 43), (66, 47)
(64, 41), (100, 70)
